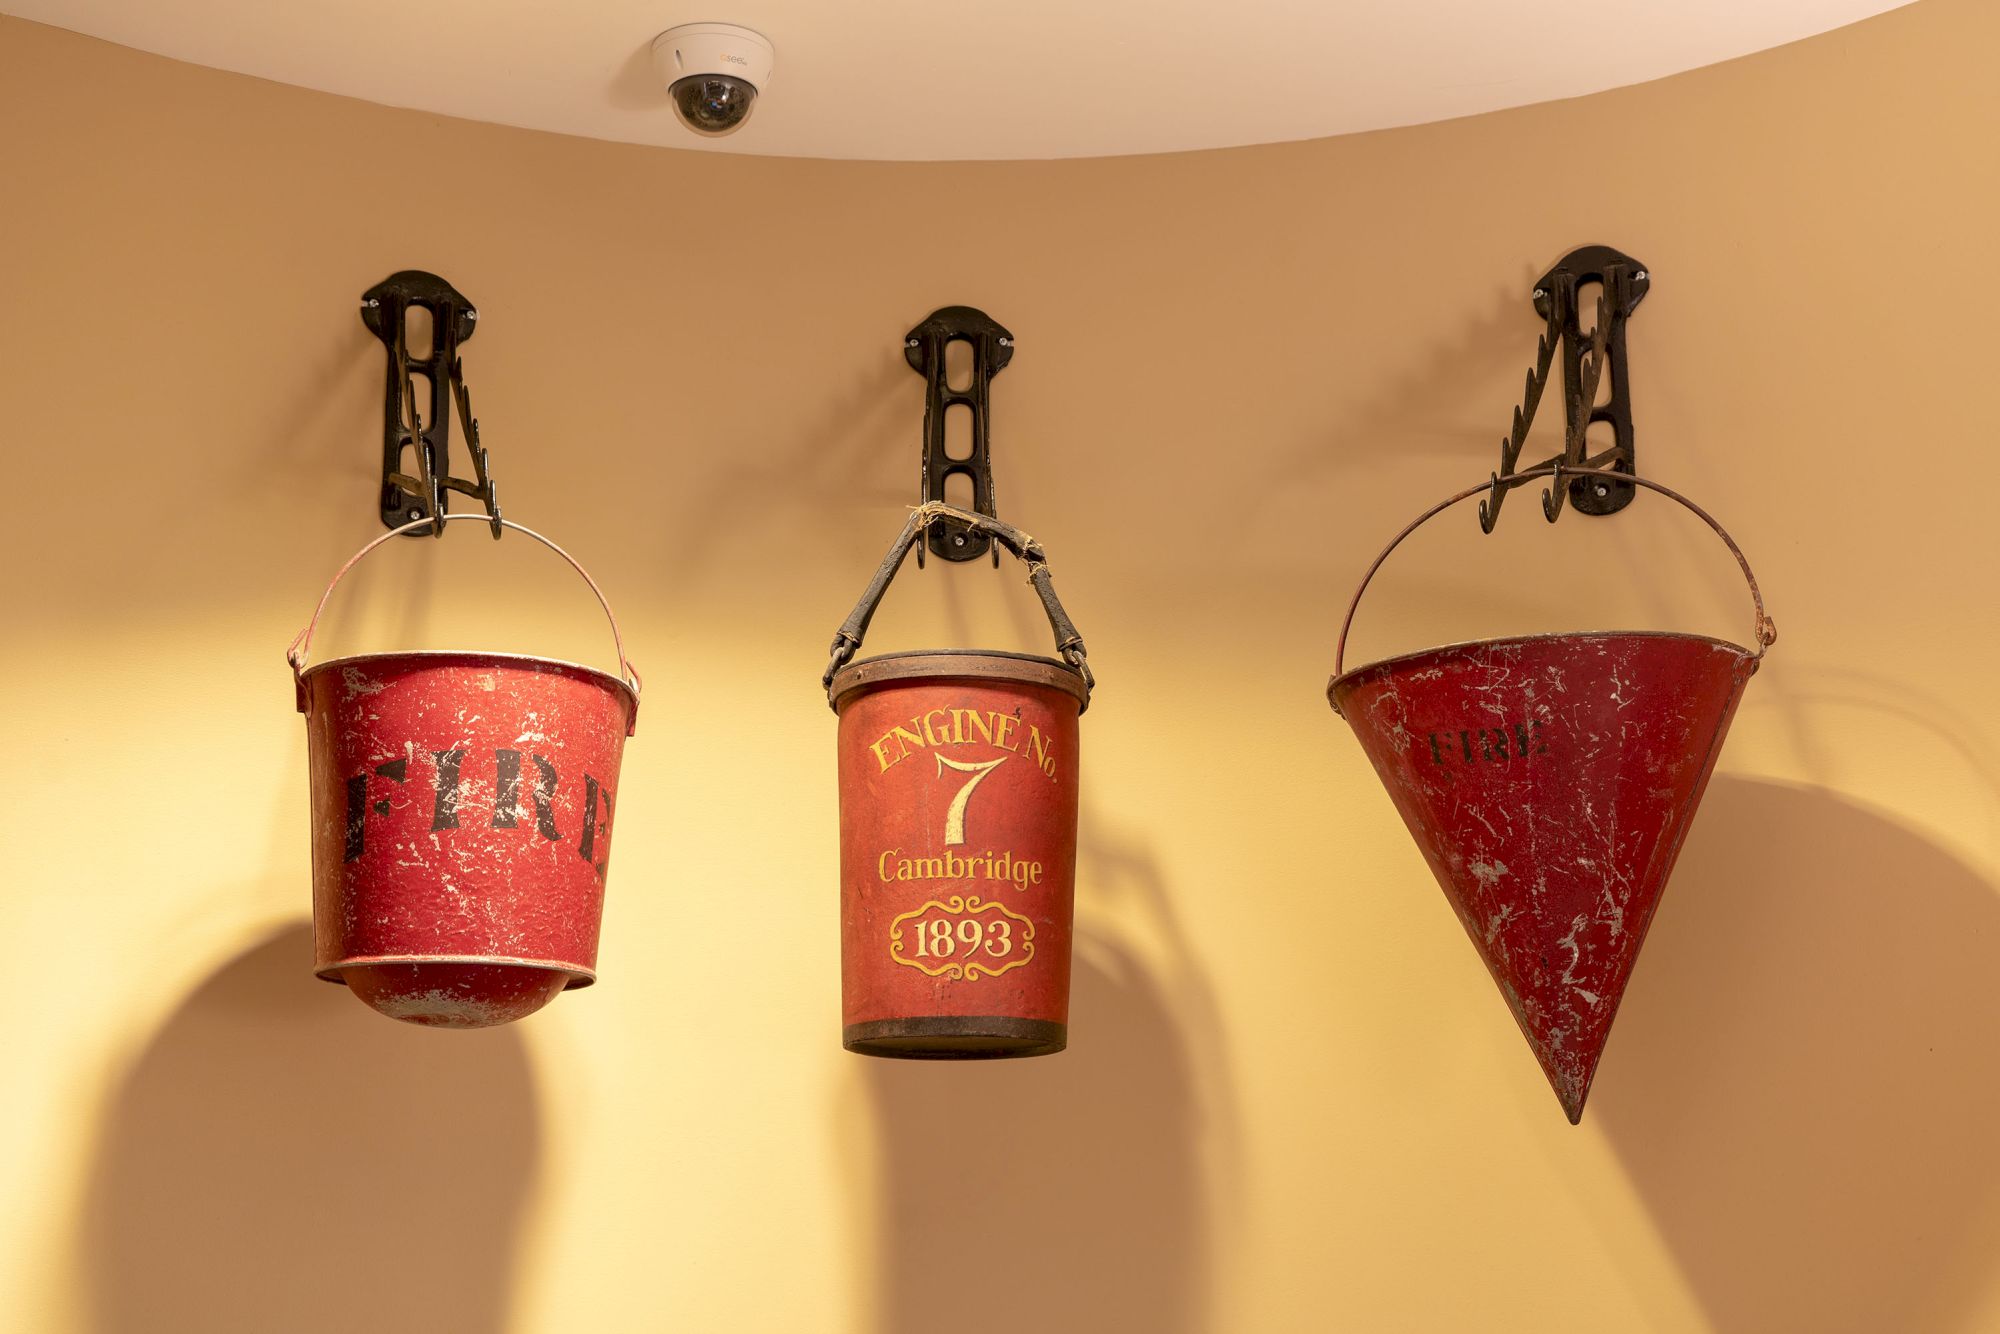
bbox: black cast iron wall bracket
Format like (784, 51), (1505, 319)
(904, 305), (1013, 566)
(1479, 245), (1649, 532)
(361, 270), (501, 538)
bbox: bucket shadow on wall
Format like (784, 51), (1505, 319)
(1595, 778), (2000, 1334)
(863, 809), (1220, 1334)
(863, 947), (1206, 1334)
(80, 925), (539, 1334)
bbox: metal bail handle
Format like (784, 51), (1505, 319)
(1333, 465), (1776, 686)
(822, 502), (1094, 709)
(287, 514), (643, 720)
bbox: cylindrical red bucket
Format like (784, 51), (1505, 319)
(823, 505), (1094, 1058)
(288, 516), (640, 1028)
(832, 651), (1085, 1056)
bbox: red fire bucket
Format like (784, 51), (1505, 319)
(824, 504), (1093, 1058)
(287, 515), (641, 1028)
(1327, 468), (1775, 1121)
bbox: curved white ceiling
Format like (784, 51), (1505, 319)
(4, 0), (1913, 160)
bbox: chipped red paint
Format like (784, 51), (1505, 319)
(1329, 631), (1757, 1122)
(832, 652), (1085, 1058)
(300, 650), (637, 1028)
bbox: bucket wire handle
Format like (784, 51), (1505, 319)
(1333, 465), (1776, 684)
(287, 514), (642, 713)
(822, 501), (1092, 707)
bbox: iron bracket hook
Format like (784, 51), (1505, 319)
(361, 270), (501, 539)
(1479, 245), (1649, 532)
(904, 305), (1013, 566)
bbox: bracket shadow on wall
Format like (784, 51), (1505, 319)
(1478, 244), (1648, 532)
(361, 270), (502, 539)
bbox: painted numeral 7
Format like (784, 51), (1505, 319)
(935, 754), (1007, 846)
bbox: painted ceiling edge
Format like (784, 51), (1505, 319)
(0, 2), (1920, 162)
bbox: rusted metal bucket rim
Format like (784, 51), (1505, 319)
(1328, 629), (1758, 706)
(300, 649), (640, 716)
(830, 649), (1090, 713)
(315, 955), (597, 989)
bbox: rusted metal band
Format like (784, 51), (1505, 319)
(829, 649), (1092, 713)
(1333, 465), (1776, 681)
(287, 514), (641, 711)
(822, 502), (1093, 708)
(314, 953), (597, 988)
(844, 1015), (1067, 1059)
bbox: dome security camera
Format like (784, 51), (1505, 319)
(651, 23), (775, 137)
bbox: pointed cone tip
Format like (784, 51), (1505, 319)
(1557, 1075), (1592, 1125)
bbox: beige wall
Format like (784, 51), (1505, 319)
(3, 2), (1997, 1329)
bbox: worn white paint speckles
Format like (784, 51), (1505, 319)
(302, 652), (635, 1029)
(1329, 630), (1758, 1120)
(370, 989), (518, 1028)
(341, 666), (388, 698)
(513, 709), (553, 746)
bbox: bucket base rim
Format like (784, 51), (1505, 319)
(316, 954), (596, 990)
(843, 1015), (1067, 1060)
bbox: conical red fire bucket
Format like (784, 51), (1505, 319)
(824, 504), (1093, 1058)
(287, 515), (641, 1028)
(1327, 468), (1775, 1121)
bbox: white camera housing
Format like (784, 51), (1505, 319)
(651, 23), (776, 137)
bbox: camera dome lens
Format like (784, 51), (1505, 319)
(670, 75), (756, 136)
